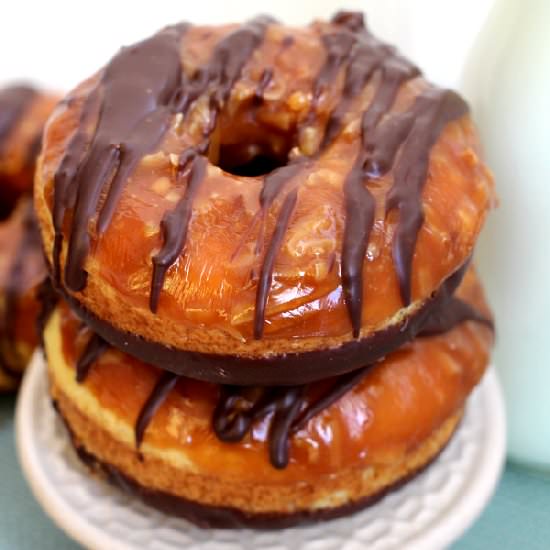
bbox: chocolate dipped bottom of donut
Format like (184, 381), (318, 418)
(35, 13), (495, 382)
(45, 267), (493, 524)
(47, 258), (474, 385)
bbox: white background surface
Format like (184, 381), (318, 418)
(0, 0), (494, 92)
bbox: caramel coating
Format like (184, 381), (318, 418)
(0, 90), (58, 211)
(46, 268), (492, 500)
(35, 20), (495, 360)
(0, 200), (46, 390)
(0, 86), (58, 390)
(53, 387), (461, 520)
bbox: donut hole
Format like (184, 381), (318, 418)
(216, 143), (289, 177)
(212, 116), (295, 177)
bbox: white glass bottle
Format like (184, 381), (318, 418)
(462, 0), (550, 469)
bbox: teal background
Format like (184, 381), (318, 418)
(1, 394), (549, 549)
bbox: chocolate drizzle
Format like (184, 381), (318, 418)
(134, 371), (179, 448)
(62, 407), (454, 529)
(150, 155), (207, 311)
(53, 23), (189, 289)
(321, 18), (422, 336)
(291, 366), (369, 432)
(254, 188), (298, 338)
(0, 85), (36, 151)
(53, 259), (468, 385)
(75, 333), (108, 383)
(253, 68), (273, 104)
(149, 16), (272, 309)
(385, 89), (468, 305)
(212, 371), (375, 469)
(52, 16), (273, 308)
(213, 384), (306, 468)
(69, 265), (491, 469)
(49, 12), (471, 341)
(419, 296), (494, 336)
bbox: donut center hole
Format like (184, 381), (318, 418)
(217, 144), (288, 177)
(211, 122), (294, 177)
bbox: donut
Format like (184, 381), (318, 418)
(34, 12), (495, 385)
(0, 85), (58, 216)
(44, 267), (493, 527)
(0, 85), (57, 391)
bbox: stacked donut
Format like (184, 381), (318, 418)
(0, 85), (57, 391)
(34, 12), (495, 527)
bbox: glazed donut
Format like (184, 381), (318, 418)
(0, 85), (58, 216)
(45, 267), (493, 527)
(34, 13), (495, 385)
(0, 200), (47, 390)
(0, 85), (57, 391)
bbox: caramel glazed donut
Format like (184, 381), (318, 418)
(0, 85), (57, 391)
(35, 12), (495, 526)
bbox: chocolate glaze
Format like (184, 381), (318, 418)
(256, 161), (304, 233)
(53, 23), (189, 290)
(134, 371), (178, 448)
(213, 384), (306, 468)
(254, 188), (298, 338)
(291, 366), (369, 432)
(253, 68), (274, 105)
(386, 89), (468, 305)
(66, 261), (490, 469)
(55, 261), (470, 386)
(49, 13), (471, 345)
(149, 16), (272, 309)
(331, 10), (368, 33)
(56, 400), (457, 529)
(52, 16), (271, 300)
(75, 333), (108, 383)
(215, 289), (489, 468)
(150, 155), (207, 312)
(0, 85), (36, 151)
(419, 296), (494, 336)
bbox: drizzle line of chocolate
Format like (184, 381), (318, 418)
(418, 296), (494, 336)
(0, 202), (43, 377)
(253, 188), (297, 338)
(251, 13), (466, 338)
(0, 85), (36, 151)
(150, 155), (207, 312)
(135, 371), (179, 448)
(51, 12), (470, 342)
(150, 16), (272, 311)
(75, 333), (108, 383)
(72, 286), (491, 468)
(253, 68), (273, 105)
(53, 23), (189, 290)
(290, 366), (369, 433)
(386, 90), (468, 305)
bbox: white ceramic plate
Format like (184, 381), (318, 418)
(16, 352), (506, 550)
